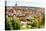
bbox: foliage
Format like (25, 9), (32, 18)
(5, 17), (21, 30)
(5, 13), (45, 30)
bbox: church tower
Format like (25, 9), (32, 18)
(15, 2), (17, 6)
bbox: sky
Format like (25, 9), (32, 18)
(6, 0), (46, 7)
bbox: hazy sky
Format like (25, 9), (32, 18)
(6, 0), (46, 7)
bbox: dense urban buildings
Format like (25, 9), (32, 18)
(6, 3), (44, 19)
